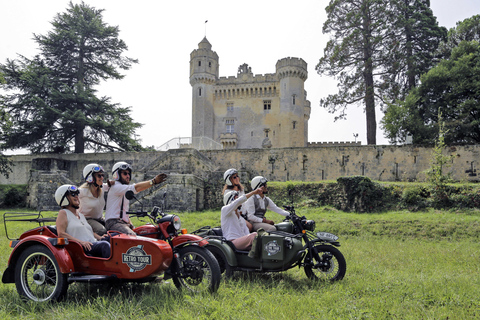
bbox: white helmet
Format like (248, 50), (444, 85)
(112, 162), (132, 181)
(55, 184), (79, 207)
(251, 176), (268, 190)
(223, 168), (238, 186)
(83, 163), (104, 183)
(223, 190), (239, 206)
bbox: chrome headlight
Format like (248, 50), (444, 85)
(172, 215), (181, 230)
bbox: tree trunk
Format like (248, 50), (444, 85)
(74, 125), (85, 153)
(362, 3), (377, 145)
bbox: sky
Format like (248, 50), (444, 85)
(1, 0), (479, 153)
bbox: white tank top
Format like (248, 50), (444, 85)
(64, 209), (97, 242)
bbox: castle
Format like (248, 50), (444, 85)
(190, 37), (311, 149)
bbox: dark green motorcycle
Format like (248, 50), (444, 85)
(192, 205), (346, 281)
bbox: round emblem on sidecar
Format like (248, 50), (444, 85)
(122, 245), (152, 272)
(264, 240), (281, 256)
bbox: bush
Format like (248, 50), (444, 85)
(401, 186), (429, 210)
(0, 185), (27, 208)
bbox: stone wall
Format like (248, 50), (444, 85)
(1, 144), (479, 211)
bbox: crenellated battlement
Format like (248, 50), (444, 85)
(276, 57), (308, 80)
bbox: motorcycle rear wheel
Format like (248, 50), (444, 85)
(304, 245), (346, 281)
(172, 246), (221, 293)
(15, 245), (69, 302)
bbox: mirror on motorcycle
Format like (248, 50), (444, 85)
(125, 190), (144, 212)
(125, 190), (135, 200)
(288, 188), (294, 204)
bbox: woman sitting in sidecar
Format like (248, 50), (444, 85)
(221, 187), (264, 250)
(55, 184), (110, 258)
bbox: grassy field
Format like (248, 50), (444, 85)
(0, 207), (479, 319)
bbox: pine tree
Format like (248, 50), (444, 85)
(317, 0), (396, 145)
(0, 1), (141, 153)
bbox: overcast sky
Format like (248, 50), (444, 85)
(1, 0), (479, 152)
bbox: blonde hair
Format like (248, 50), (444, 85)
(80, 182), (103, 198)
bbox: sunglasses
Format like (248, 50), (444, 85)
(61, 185), (79, 205)
(95, 173), (105, 178)
(121, 171), (131, 176)
(231, 175), (239, 179)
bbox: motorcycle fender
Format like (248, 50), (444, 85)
(307, 237), (341, 247)
(206, 239), (238, 267)
(171, 234), (209, 248)
(5, 237), (75, 280)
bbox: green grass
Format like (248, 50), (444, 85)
(0, 207), (479, 319)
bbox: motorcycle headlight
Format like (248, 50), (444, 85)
(172, 215), (181, 231)
(303, 220), (315, 231)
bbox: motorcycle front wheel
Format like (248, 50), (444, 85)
(304, 244), (346, 281)
(15, 245), (69, 302)
(172, 246), (221, 293)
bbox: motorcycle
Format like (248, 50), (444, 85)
(2, 191), (220, 302)
(192, 204), (346, 281)
(126, 191), (221, 293)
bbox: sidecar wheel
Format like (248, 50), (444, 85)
(15, 245), (69, 302)
(304, 245), (346, 282)
(172, 246), (221, 293)
(206, 245), (232, 279)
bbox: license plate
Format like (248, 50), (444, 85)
(316, 232), (339, 241)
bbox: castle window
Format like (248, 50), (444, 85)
(227, 102), (234, 112)
(198, 61), (201, 67)
(264, 128), (270, 137)
(209, 62), (211, 67)
(292, 95), (296, 105)
(198, 88), (202, 97)
(226, 119), (235, 133)
(293, 121), (297, 129)
(263, 100), (271, 110)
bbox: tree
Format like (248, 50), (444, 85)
(317, 0), (393, 145)
(0, 71), (13, 178)
(437, 14), (480, 59)
(385, 0), (446, 100)
(382, 40), (480, 145)
(317, 0), (446, 145)
(0, 1), (141, 154)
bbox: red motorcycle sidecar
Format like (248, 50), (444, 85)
(2, 219), (173, 302)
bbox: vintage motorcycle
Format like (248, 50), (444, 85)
(192, 204), (346, 281)
(2, 191), (220, 302)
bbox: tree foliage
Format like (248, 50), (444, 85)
(0, 1), (142, 154)
(382, 40), (480, 145)
(385, 0), (446, 99)
(437, 14), (480, 59)
(317, 0), (445, 145)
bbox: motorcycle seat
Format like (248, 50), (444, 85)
(211, 227), (223, 236)
(46, 225), (58, 236)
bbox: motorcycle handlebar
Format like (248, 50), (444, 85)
(126, 211), (148, 217)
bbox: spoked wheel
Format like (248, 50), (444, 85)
(172, 246), (221, 293)
(206, 245), (232, 279)
(304, 245), (346, 281)
(15, 245), (69, 302)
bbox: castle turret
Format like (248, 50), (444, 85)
(190, 38), (219, 139)
(276, 58), (310, 147)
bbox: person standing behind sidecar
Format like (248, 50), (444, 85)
(222, 168), (253, 232)
(221, 188), (264, 250)
(245, 176), (290, 232)
(55, 185), (111, 258)
(78, 164), (112, 236)
(105, 161), (167, 235)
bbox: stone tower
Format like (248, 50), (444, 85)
(189, 37), (219, 139)
(190, 38), (310, 149)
